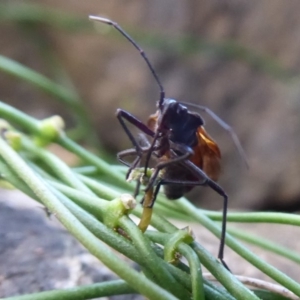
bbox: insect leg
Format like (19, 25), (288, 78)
(145, 143), (194, 194)
(117, 146), (149, 197)
(116, 109), (155, 176)
(181, 159), (229, 270)
(117, 148), (139, 167)
(149, 173), (230, 270)
(118, 146), (150, 169)
(116, 109), (155, 147)
(147, 143), (230, 270)
(143, 132), (161, 176)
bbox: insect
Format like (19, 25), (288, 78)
(89, 15), (248, 269)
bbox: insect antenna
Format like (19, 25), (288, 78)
(180, 101), (249, 168)
(89, 15), (165, 108)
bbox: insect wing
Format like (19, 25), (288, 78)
(191, 127), (221, 182)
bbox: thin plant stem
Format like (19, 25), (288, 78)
(144, 230), (258, 300)
(175, 199), (300, 297)
(118, 216), (191, 299)
(22, 138), (95, 194)
(228, 227), (300, 265)
(57, 135), (132, 190)
(0, 137), (178, 300)
(202, 209), (300, 226)
(147, 230), (205, 300)
(0, 56), (96, 141)
(0, 280), (135, 300)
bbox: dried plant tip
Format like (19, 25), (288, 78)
(120, 194), (136, 210)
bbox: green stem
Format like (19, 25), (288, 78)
(228, 227), (300, 265)
(0, 164), (234, 300)
(47, 190), (223, 299)
(0, 137), (177, 300)
(22, 138), (94, 194)
(76, 174), (119, 199)
(0, 280), (135, 300)
(49, 188), (144, 262)
(203, 280), (235, 300)
(146, 231), (246, 300)
(0, 3), (90, 31)
(0, 55), (95, 140)
(179, 244), (205, 300)
(175, 199), (300, 297)
(54, 191), (232, 300)
(57, 135), (132, 190)
(203, 284), (232, 300)
(202, 210), (300, 226)
(0, 156), (275, 300)
(72, 165), (100, 175)
(192, 242), (260, 300)
(147, 230), (205, 300)
(0, 57), (79, 107)
(148, 209), (260, 300)
(0, 100), (131, 190)
(118, 216), (191, 299)
(0, 159), (39, 201)
(0, 101), (40, 133)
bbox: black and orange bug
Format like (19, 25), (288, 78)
(89, 15), (248, 269)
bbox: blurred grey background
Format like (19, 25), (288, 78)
(1, 0), (300, 212)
